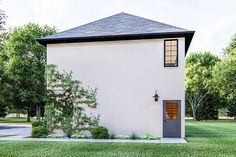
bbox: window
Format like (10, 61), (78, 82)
(164, 39), (178, 67)
(165, 102), (178, 120)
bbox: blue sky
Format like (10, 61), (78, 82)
(2, 0), (236, 55)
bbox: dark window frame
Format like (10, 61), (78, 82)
(164, 39), (178, 67)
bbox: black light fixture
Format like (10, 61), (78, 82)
(153, 90), (159, 102)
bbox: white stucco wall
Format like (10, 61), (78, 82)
(47, 38), (185, 138)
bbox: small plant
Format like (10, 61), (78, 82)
(31, 126), (48, 138)
(114, 135), (130, 139)
(142, 133), (156, 140)
(91, 126), (109, 139)
(47, 135), (65, 138)
(31, 121), (48, 138)
(71, 133), (88, 139)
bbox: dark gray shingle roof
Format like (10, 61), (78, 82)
(43, 12), (189, 39)
(38, 13), (194, 54)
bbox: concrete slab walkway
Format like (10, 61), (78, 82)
(0, 124), (187, 144)
(0, 136), (187, 144)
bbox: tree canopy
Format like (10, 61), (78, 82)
(225, 34), (236, 54)
(185, 52), (220, 120)
(1, 23), (56, 121)
(212, 49), (236, 118)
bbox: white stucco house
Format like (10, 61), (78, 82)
(39, 13), (194, 138)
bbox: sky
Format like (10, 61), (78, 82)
(1, 0), (236, 55)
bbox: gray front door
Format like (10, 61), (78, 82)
(163, 100), (181, 138)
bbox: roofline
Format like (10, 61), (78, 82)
(37, 31), (195, 55)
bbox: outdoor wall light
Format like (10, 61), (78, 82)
(153, 90), (159, 102)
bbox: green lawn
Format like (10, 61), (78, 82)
(0, 117), (33, 125)
(0, 134), (16, 138)
(0, 120), (236, 157)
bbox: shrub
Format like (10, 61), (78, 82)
(142, 133), (155, 140)
(114, 135), (130, 139)
(31, 126), (48, 138)
(130, 133), (138, 140)
(110, 133), (115, 139)
(91, 126), (109, 139)
(31, 121), (48, 138)
(71, 133), (88, 139)
(32, 121), (44, 127)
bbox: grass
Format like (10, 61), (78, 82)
(0, 120), (235, 157)
(0, 134), (16, 138)
(0, 117), (34, 125)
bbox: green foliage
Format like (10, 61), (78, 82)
(71, 133), (88, 139)
(224, 34), (236, 54)
(32, 121), (44, 127)
(45, 65), (99, 137)
(142, 133), (155, 140)
(130, 133), (138, 140)
(0, 23), (56, 121)
(212, 49), (236, 118)
(185, 52), (220, 120)
(31, 120), (48, 138)
(196, 99), (218, 121)
(31, 126), (48, 138)
(227, 105), (236, 118)
(0, 103), (7, 117)
(109, 133), (115, 139)
(61, 116), (73, 138)
(0, 4), (6, 33)
(43, 105), (57, 133)
(91, 126), (109, 139)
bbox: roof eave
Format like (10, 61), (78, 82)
(37, 31), (195, 55)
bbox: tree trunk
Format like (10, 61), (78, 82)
(36, 104), (41, 120)
(16, 113), (20, 118)
(27, 109), (30, 122)
(192, 109), (196, 121)
(234, 115), (236, 120)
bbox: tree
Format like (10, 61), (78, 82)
(185, 52), (220, 120)
(45, 65), (99, 137)
(3, 23), (56, 121)
(224, 34), (236, 55)
(0, 2), (7, 118)
(212, 49), (236, 119)
(0, 0), (6, 35)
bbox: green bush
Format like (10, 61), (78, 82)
(71, 133), (88, 139)
(142, 133), (155, 140)
(32, 121), (44, 127)
(130, 133), (138, 140)
(110, 133), (115, 139)
(91, 126), (109, 139)
(31, 126), (48, 138)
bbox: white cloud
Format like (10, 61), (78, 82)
(27, 0), (69, 25)
(2, 0), (236, 55)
